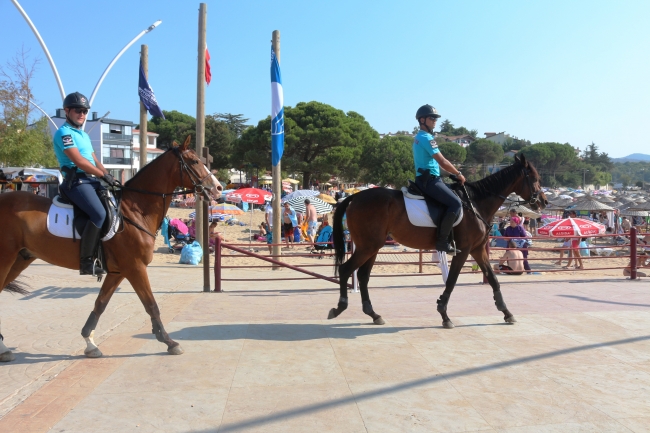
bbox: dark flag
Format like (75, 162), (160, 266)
(138, 61), (165, 119)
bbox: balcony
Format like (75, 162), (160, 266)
(103, 133), (132, 145)
(103, 157), (133, 165)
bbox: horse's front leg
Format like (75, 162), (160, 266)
(437, 251), (469, 329)
(80, 273), (124, 358)
(471, 246), (516, 324)
(0, 318), (14, 362)
(124, 266), (183, 355)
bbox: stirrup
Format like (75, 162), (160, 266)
(436, 241), (461, 256)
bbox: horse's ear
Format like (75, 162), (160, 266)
(172, 140), (179, 148)
(519, 153), (528, 166)
(181, 135), (192, 151)
(513, 154), (520, 164)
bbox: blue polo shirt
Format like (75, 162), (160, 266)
(53, 122), (96, 174)
(412, 130), (440, 176)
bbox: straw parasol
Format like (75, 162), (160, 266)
(282, 178), (300, 184)
(317, 193), (337, 204)
(495, 205), (540, 218)
(567, 195), (614, 211)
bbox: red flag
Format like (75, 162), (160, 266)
(205, 46), (211, 86)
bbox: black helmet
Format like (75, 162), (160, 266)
(63, 92), (90, 110)
(415, 104), (441, 120)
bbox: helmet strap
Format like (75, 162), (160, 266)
(419, 118), (433, 134)
(65, 113), (82, 128)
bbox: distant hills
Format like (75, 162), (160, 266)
(612, 153), (650, 162)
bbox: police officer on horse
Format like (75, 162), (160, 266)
(53, 92), (119, 276)
(413, 104), (466, 254)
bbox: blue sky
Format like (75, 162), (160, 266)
(1, 0), (648, 158)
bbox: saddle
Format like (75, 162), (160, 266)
(401, 180), (463, 228)
(48, 188), (121, 242)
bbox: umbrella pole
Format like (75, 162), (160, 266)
(249, 206), (253, 246)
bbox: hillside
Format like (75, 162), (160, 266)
(612, 153), (650, 162)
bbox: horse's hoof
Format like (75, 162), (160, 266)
(327, 308), (337, 320)
(84, 348), (103, 358)
(373, 316), (385, 325)
(168, 345), (184, 355)
(505, 316), (517, 324)
(442, 320), (455, 329)
(0, 351), (15, 362)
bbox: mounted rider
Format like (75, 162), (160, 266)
(413, 104), (466, 254)
(53, 92), (119, 277)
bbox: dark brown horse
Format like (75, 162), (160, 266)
(0, 137), (222, 362)
(328, 154), (547, 327)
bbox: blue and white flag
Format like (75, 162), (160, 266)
(138, 61), (165, 119)
(270, 47), (284, 166)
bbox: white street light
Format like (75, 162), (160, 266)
(88, 20), (162, 109)
(11, 0), (66, 101)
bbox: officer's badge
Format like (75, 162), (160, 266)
(62, 135), (74, 147)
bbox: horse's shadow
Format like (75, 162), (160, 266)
(133, 322), (500, 342)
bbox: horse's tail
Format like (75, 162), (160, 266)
(333, 194), (355, 276)
(2, 280), (30, 296)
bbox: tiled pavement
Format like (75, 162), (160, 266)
(1, 260), (650, 432)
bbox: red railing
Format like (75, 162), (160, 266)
(212, 227), (647, 291)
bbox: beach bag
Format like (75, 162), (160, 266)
(179, 241), (203, 265)
(293, 227), (301, 242)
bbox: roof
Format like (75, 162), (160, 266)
(132, 129), (160, 137)
(101, 118), (134, 126)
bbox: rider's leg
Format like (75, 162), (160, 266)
(418, 177), (462, 254)
(61, 179), (107, 275)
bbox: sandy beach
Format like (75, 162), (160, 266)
(154, 207), (639, 278)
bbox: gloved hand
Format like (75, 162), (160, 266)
(101, 173), (119, 186)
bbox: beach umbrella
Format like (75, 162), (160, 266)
(201, 203), (244, 215)
(286, 196), (333, 214)
(344, 187), (360, 194)
(621, 209), (650, 217)
(538, 217), (606, 237)
(495, 205), (540, 218)
(227, 187), (272, 205)
(317, 193), (337, 204)
(568, 195), (615, 211)
(282, 178), (300, 184)
(282, 189), (319, 202)
(558, 194), (573, 200)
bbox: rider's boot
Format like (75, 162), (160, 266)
(79, 223), (106, 276)
(436, 212), (461, 255)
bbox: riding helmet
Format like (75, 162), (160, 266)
(415, 104), (441, 120)
(63, 92), (91, 109)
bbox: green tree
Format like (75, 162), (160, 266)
(214, 113), (249, 139)
(438, 141), (466, 164)
(361, 135), (413, 187)
(465, 138), (503, 177)
(438, 119), (477, 138)
(232, 101), (378, 188)
(0, 48), (56, 167)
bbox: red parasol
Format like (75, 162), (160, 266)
(226, 188), (272, 204)
(537, 217), (606, 237)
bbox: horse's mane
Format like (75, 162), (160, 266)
(124, 147), (175, 187)
(459, 161), (535, 201)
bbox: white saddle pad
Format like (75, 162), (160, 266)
(46, 195), (119, 241)
(401, 188), (463, 228)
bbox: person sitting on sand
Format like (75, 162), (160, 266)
(493, 240), (525, 275)
(624, 251), (650, 277)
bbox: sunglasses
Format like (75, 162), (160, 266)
(73, 108), (89, 115)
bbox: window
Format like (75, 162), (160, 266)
(124, 126), (132, 135)
(109, 124), (122, 134)
(101, 123), (110, 133)
(148, 136), (155, 146)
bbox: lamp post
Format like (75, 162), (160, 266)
(17, 96), (57, 129)
(582, 169), (589, 190)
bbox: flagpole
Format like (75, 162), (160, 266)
(139, 44), (148, 170)
(271, 30), (282, 270)
(195, 3), (207, 248)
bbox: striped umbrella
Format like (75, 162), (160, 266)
(538, 217), (606, 237)
(286, 196), (333, 214)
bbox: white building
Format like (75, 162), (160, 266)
(484, 132), (510, 145)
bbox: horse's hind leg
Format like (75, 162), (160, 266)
(80, 273), (125, 358)
(472, 246), (516, 324)
(124, 266), (183, 355)
(328, 249), (375, 320)
(436, 251), (470, 329)
(357, 254), (384, 325)
(0, 252), (33, 362)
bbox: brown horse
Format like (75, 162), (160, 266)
(328, 154), (547, 328)
(0, 137), (222, 362)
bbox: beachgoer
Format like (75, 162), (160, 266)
(282, 202), (298, 249)
(623, 252), (650, 277)
(493, 240), (525, 275)
(503, 216), (532, 272)
(413, 104), (465, 254)
(305, 198), (318, 244)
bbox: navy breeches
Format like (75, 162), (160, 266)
(60, 176), (106, 228)
(415, 175), (462, 217)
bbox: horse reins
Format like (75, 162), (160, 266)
(111, 147), (216, 239)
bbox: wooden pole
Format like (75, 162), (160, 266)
(195, 3), (207, 247)
(139, 44), (148, 170)
(271, 30), (282, 270)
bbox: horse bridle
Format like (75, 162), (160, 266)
(118, 147), (217, 238)
(499, 166), (543, 209)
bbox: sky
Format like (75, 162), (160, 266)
(1, 0), (649, 158)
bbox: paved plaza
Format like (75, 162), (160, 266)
(1, 260), (650, 432)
